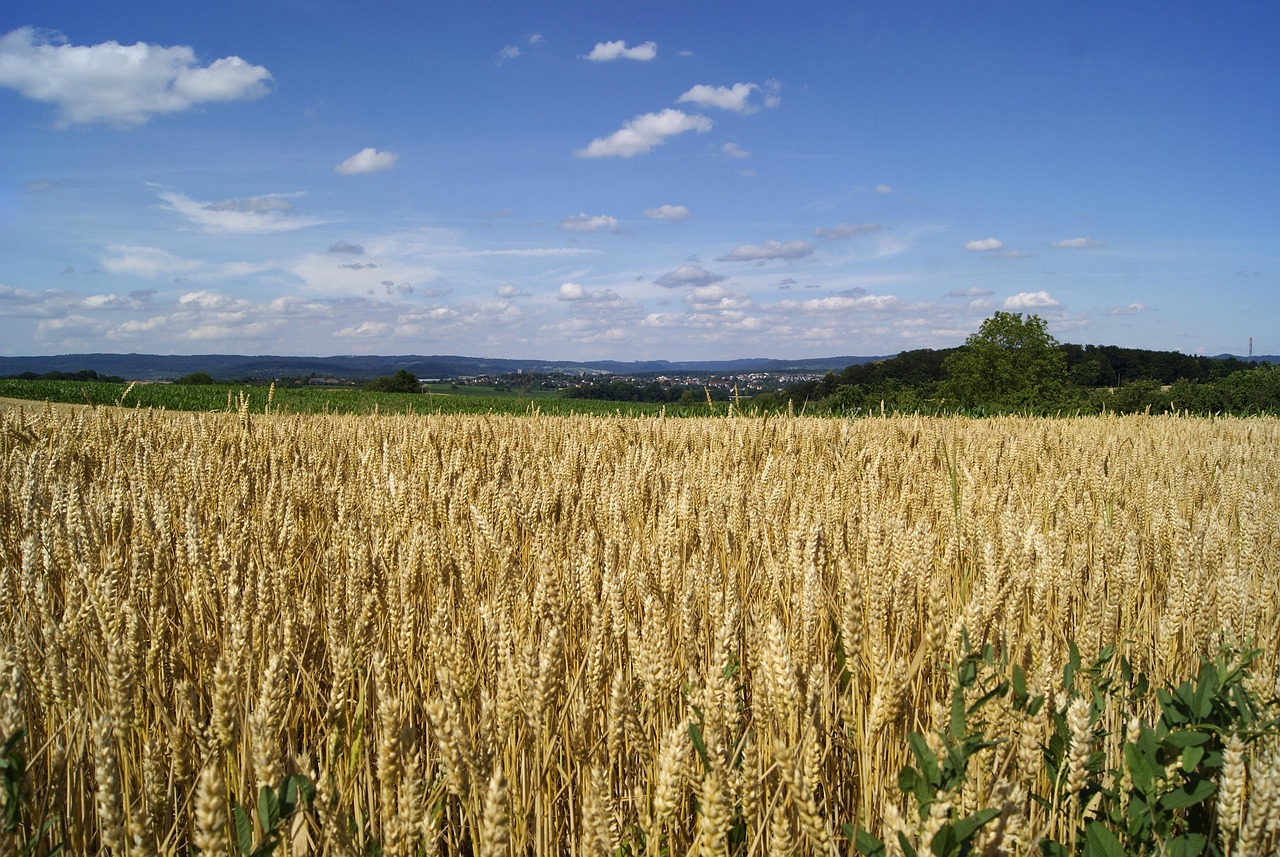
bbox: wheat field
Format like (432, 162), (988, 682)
(1, 404), (1278, 855)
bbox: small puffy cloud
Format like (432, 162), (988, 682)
(964, 237), (1004, 252)
(335, 147), (398, 175)
(1003, 290), (1061, 309)
(496, 45), (521, 64)
(1107, 303), (1149, 315)
(584, 40), (657, 62)
(0, 26), (271, 127)
(814, 223), (882, 240)
(721, 142), (750, 159)
(945, 287), (993, 297)
(496, 283), (529, 298)
(556, 283), (633, 307)
(643, 204), (691, 221)
(335, 321), (392, 338)
(678, 82), (761, 114)
(575, 109), (712, 158)
(797, 294), (902, 312)
(874, 184), (894, 194)
(1050, 236), (1104, 249)
(716, 239), (816, 263)
(159, 191), (325, 233)
(560, 213), (618, 233)
(328, 241), (365, 254)
(527, 34), (544, 45)
(654, 264), (725, 288)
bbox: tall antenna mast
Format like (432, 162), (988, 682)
(1250, 336), (1253, 361)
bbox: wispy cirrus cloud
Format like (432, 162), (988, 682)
(575, 109), (712, 158)
(159, 191), (327, 233)
(0, 26), (271, 127)
(814, 223), (882, 240)
(643, 204), (691, 221)
(1050, 236), (1104, 249)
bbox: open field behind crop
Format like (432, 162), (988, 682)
(1, 408), (1278, 854)
(0, 379), (707, 418)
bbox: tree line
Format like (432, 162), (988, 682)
(757, 312), (1279, 415)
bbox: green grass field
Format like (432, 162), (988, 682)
(0, 378), (718, 417)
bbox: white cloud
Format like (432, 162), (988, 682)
(798, 294), (902, 313)
(101, 244), (202, 279)
(643, 204), (691, 221)
(1107, 303), (1149, 315)
(556, 283), (635, 308)
(814, 223), (882, 240)
(716, 239), (816, 262)
(334, 147), (399, 175)
(1003, 290), (1061, 309)
(721, 142), (750, 159)
(0, 26), (271, 127)
(677, 83), (762, 114)
(1050, 236), (1104, 249)
(874, 184), (894, 194)
(496, 284), (529, 298)
(159, 191), (326, 233)
(575, 109), (712, 158)
(468, 247), (602, 257)
(560, 213), (619, 233)
(584, 40), (657, 62)
(334, 321), (393, 338)
(964, 237), (1004, 252)
(496, 45), (521, 64)
(654, 264), (725, 288)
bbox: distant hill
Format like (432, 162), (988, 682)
(0, 353), (887, 381)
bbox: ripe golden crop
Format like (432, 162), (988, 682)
(1, 405), (1277, 854)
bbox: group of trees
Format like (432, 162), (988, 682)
(762, 312), (1279, 415)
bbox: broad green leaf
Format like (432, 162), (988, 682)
(258, 784), (281, 832)
(855, 828), (886, 856)
(1124, 742), (1155, 792)
(1039, 839), (1070, 856)
(233, 805), (253, 856)
(1181, 744), (1204, 772)
(1161, 778), (1215, 810)
(1083, 820), (1125, 857)
(1162, 730), (1210, 749)
(929, 823), (958, 857)
(687, 721), (710, 771)
(951, 808), (1000, 842)
(908, 732), (940, 785)
(1167, 834), (1208, 857)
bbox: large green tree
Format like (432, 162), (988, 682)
(941, 312), (1070, 410)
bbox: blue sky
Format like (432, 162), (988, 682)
(2, 1), (1276, 359)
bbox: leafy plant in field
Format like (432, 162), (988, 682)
(855, 639), (1280, 857)
(231, 775), (316, 857)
